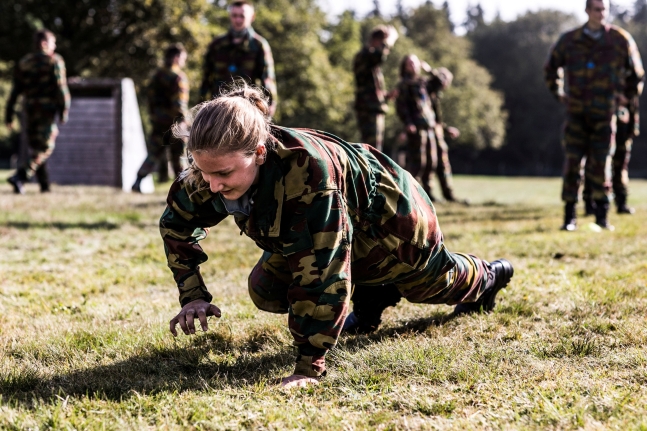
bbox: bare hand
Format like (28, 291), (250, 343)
(446, 126), (460, 140)
(280, 374), (320, 388)
(269, 103), (277, 117)
(5, 122), (12, 131)
(406, 124), (417, 134)
(421, 61), (432, 74)
(385, 25), (399, 47)
(170, 299), (221, 336)
(386, 88), (399, 101)
(617, 94), (629, 106)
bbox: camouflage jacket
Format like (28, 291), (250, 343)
(396, 74), (436, 130)
(544, 24), (645, 119)
(5, 50), (70, 124)
(147, 65), (189, 128)
(160, 126), (452, 375)
(353, 45), (388, 113)
(200, 28), (277, 106)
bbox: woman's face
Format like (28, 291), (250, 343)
(192, 148), (264, 200)
(404, 55), (420, 76)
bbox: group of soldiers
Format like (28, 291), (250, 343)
(3, 0), (645, 231)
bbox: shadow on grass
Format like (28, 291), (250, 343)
(2, 221), (119, 230)
(0, 332), (294, 406)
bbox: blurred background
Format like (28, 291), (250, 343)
(1, 0), (646, 176)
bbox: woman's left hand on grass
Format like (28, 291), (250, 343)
(170, 299), (221, 336)
(280, 374), (320, 388)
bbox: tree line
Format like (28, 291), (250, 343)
(1, 0), (646, 177)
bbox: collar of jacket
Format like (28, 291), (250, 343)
(576, 23), (613, 43)
(247, 149), (284, 237)
(226, 27), (257, 51)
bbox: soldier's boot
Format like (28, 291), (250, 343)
(342, 284), (403, 335)
(584, 198), (596, 216)
(561, 202), (577, 231)
(35, 164), (50, 193)
(453, 259), (514, 315)
(131, 175), (144, 193)
(7, 168), (27, 195)
(615, 195), (635, 215)
(445, 194), (470, 206)
(594, 200), (615, 230)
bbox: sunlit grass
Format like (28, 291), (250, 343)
(2, 170), (647, 429)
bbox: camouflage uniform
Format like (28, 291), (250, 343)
(353, 45), (388, 151)
(160, 126), (492, 378)
(137, 65), (189, 182)
(583, 99), (640, 210)
(200, 28), (277, 106)
(5, 49), (70, 189)
(395, 73), (438, 199)
(428, 72), (457, 201)
(545, 24), (644, 208)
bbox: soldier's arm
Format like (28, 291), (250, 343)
(260, 40), (278, 115)
(5, 63), (24, 126)
(395, 85), (415, 131)
(544, 36), (567, 100)
(199, 45), (214, 101)
(54, 55), (71, 123)
(283, 190), (352, 379)
(160, 179), (228, 307)
(172, 73), (190, 122)
(623, 33), (645, 99)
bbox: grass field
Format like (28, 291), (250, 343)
(2, 170), (647, 430)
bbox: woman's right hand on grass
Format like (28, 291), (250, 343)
(170, 299), (221, 336)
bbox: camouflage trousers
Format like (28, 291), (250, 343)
(20, 110), (58, 181)
(433, 125), (455, 200)
(583, 114), (632, 201)
(561, 114), (615, 204)
(248, 248), (489, 315)
(403, 128), (437, 199)
(355, 110), (385, 152)
(137, 128), (185, 181)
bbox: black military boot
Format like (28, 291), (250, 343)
(615, 195), (635, 215)
(453, 259), (514, 315)
(342, 284), (403, 334)
(7, 168), (27, 195)
(35, 164), (50, 193)
(561, 202), (577, 231)
(131, 175), (144, 193)
(584, 198), (596, 216)
(594, 200), (615, 230)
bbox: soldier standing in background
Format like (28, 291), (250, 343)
(200, 0), (277, 115)
(582, 97), (641, 215)
(352, 25), (398, 152)
(132, 43), (189, 192)
(395, 54), (441, 201)
(427, 66), (468, 204)
(5, 29), (70, 194)
(544, 0), (644, 231)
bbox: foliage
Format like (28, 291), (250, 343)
(3, 173), (647, 428)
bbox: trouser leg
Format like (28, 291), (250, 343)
(405, 129), (436, 199)
(136, 131), (166, 180)
(248, 251), (292, 314)
(356, 110), (384, 152)
(434, 125), (455, 200)
(168, 137), (186, 179)
(22, 114), (57, 180)
(612, 119), (632, 203)
(561, 116), (589, 203)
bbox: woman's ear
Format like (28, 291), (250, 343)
(255, 144), (267, 165)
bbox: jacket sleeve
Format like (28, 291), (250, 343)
(5, 63), (24, 124)
(172, 73), (190, 122)
(623, 32), (645, 99)
(395, 83), (414, 127)
(54, 55), (71, 122)
(544, 35), (567, 100)
(259, 39), (278, 110)
(200, 44), (214, 101)
(284, 189), (353, 378)
(159, 179), (228, 306)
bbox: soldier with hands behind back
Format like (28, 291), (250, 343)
(544, 0), (644, 231)
(6, 29), (70, 194)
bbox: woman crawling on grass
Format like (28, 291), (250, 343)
(161, 84), (513, 388)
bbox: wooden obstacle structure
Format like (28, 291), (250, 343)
(19, 78), (154, 192)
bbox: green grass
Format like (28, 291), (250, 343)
(2, 170), (647, 429)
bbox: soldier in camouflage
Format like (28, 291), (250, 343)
(200, 0), (277, 115)
(5, 29), (70, 194)
(132, 43), (189, 192)
(352, 25), (398, 151)
(544, 0), (644, 230)
(582, 98), (640, 215)
(160, 85), (513, 388)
